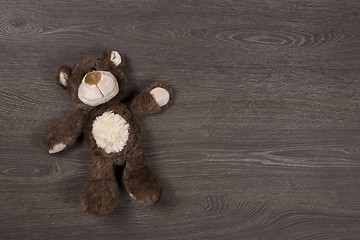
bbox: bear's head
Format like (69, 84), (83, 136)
(55, 49), (126, 110)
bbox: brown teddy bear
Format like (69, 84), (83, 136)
(41, 49), (172, 216)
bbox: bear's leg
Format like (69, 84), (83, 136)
(79, 155), (119, 216)
(123, 152), (162, 206)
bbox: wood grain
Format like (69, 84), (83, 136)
(1, 0), (360, 239)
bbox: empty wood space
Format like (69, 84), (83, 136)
(1, 1), (360, 239)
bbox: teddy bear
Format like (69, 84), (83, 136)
(41, 49), (172, 216)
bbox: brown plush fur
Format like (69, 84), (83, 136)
(41, 49), (172, 216)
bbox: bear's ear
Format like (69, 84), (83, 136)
(55, 66), (72, 90)
(103, 49), (124, 68)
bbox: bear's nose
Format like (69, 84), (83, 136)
(85, 72), (101, 85)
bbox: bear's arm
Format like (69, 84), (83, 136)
(127, 82), (173, 118)
(41, 110), (86, 154)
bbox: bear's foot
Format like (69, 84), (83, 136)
(123, 167), (162, 206)
(79, 179), (119, 217)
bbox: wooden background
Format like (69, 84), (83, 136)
(1, 1), (360, 239)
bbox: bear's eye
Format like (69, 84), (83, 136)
(92, 68), (97, 71)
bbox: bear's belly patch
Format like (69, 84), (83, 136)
(92, 111), (130, 153)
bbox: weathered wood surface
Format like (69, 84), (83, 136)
(1, 1), (360, 239)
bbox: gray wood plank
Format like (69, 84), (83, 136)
(1, 0), (360, 239)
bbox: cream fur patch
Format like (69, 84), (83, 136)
(49, 143), (66, 154)
(110, 51), (122, 66)
(150, 87), (170, 107)
(128, 192), (137, 201)
(92, 111), (130, 153)
(59, 72), (68, 87)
